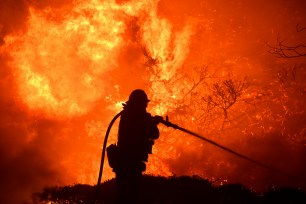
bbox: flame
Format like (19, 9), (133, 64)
(2, 0), (195, 184)
(4, 0), (194, 118)
(5, 1), (128, 117)
(1, 0), (305, 201)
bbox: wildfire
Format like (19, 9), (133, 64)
(1, 1), (305, 202)
(5, 1), (127, 117)
(4, 0), (194, 117)
(2, 0), (196, 184)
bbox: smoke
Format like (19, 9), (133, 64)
(0, 57), (56, 203)
(0, 0), (306, 203)
(0, 1), (25, 46)
(147, 0), (306, 192)
(168, 130), (306, 192)
(0, 1), (84, 203)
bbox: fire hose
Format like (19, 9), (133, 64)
(94, 112), (305, 202)
(159, 116), (304, 182)
(96, 111), (123, 188)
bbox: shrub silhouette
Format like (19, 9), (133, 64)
(34, 175), (306, 204)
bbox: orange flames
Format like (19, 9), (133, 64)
(1, 0), (306, 202)
(3, 0), (196, 183)
(4, 0), (194, 117)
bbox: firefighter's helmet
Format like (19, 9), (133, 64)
(128, 89), (150, 105)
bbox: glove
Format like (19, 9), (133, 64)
(153, 115), (164, 124)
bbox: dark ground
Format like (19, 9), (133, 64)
(34, 175), (306, 204)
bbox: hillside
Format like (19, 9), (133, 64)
(34, 175), (306, 204)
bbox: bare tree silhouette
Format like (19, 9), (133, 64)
(203, 78), (248, 130)
(267, 24), (306, 58)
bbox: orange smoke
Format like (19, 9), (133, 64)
(0, 0), (306, 203)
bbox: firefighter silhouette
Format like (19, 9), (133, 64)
(112, 89), (162, 203)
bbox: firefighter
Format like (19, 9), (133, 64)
(113, 89), (162, 203)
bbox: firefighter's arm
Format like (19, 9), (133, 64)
(145, 114), (160, 139)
